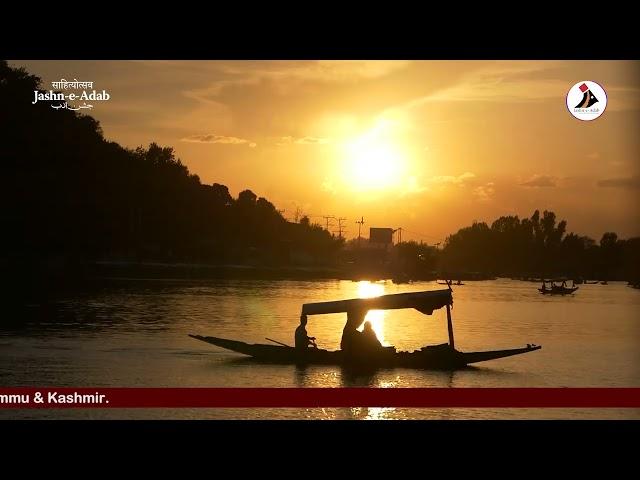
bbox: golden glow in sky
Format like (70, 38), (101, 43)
(11, 60), (639, 241)
(343, 120), (408, 191)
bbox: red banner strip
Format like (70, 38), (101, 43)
(1, 388), (639, 409)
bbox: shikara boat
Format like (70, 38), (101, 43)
(538, 279), (578, 295)
(190, 289), (541, 370)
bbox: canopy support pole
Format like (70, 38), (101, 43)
(446, 304), (455, 350)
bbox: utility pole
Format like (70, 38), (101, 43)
(356, 216), (365, 245)
(322, 215), (335, 232)
(336, 217), (347, 239)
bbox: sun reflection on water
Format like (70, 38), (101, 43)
(350, 381), (397, 420)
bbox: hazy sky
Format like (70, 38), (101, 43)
(13, 60), (640, 242)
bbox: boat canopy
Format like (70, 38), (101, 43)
(301, 289), (453, 316)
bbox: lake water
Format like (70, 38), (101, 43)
(1, 279), (639, 419)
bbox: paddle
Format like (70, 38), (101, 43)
(265, 337), (292, 348)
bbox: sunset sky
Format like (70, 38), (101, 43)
(13, 60), (640, 243)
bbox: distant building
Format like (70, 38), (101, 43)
(369, 228), (394, 246)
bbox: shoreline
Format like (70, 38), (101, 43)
(4, 258), (630, 290)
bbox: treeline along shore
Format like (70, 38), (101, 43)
(1, 60), (639, 299)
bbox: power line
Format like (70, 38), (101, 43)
(322, 215), (335, 232)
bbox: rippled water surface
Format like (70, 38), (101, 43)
(1, 279), (639, 419)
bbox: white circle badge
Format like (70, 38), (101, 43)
(566, 81), (607, 121)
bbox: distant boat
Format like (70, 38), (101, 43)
(584, 280), (599, 284)
(600, 280), (608, 285)
(190, 289), (540, 370)
(539, 280), (578, 295)
(437, 280), (464, 286)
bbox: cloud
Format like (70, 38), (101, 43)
(587, 152), (600, 160)
(184, 60), (411, 104)
(276, 136), (330, 146)
(597, 176), (640, 189)
(219, 60), (411, 84)
(429, 78), (566, 103)
(400, 176), (429, 196)
(296, 136), (330, 145)
(181, 134), (256, 147)
(429, 172), (476, 185)
(409, 64), (640, 111)
(378, 61), (639, 123)
(275, 136), (293, 146)
(384, 62), (564, 115)
(473, 182), (495, 201)
(606, 86), (640, 112)
(520, 174), (558, 187)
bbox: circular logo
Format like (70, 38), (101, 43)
(566, 81), (607, 121)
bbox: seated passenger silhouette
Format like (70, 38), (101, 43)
(361, 321), (383, 351)
(294, 315), (317, 350)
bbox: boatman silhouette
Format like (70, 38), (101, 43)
(294, 314), (317, 350)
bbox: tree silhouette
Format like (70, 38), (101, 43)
(440, 210), (638, 280)
(1, 60), (638, 287)
(0, 60), (343, 281)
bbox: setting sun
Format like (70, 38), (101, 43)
(343, 121), (407, 191)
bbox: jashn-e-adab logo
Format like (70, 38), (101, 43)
(32, 78), (110, 112)
(566, 81), (607, 121)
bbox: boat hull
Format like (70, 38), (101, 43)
(538, 287), (579, 295)
(189, 335), (541, 370)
